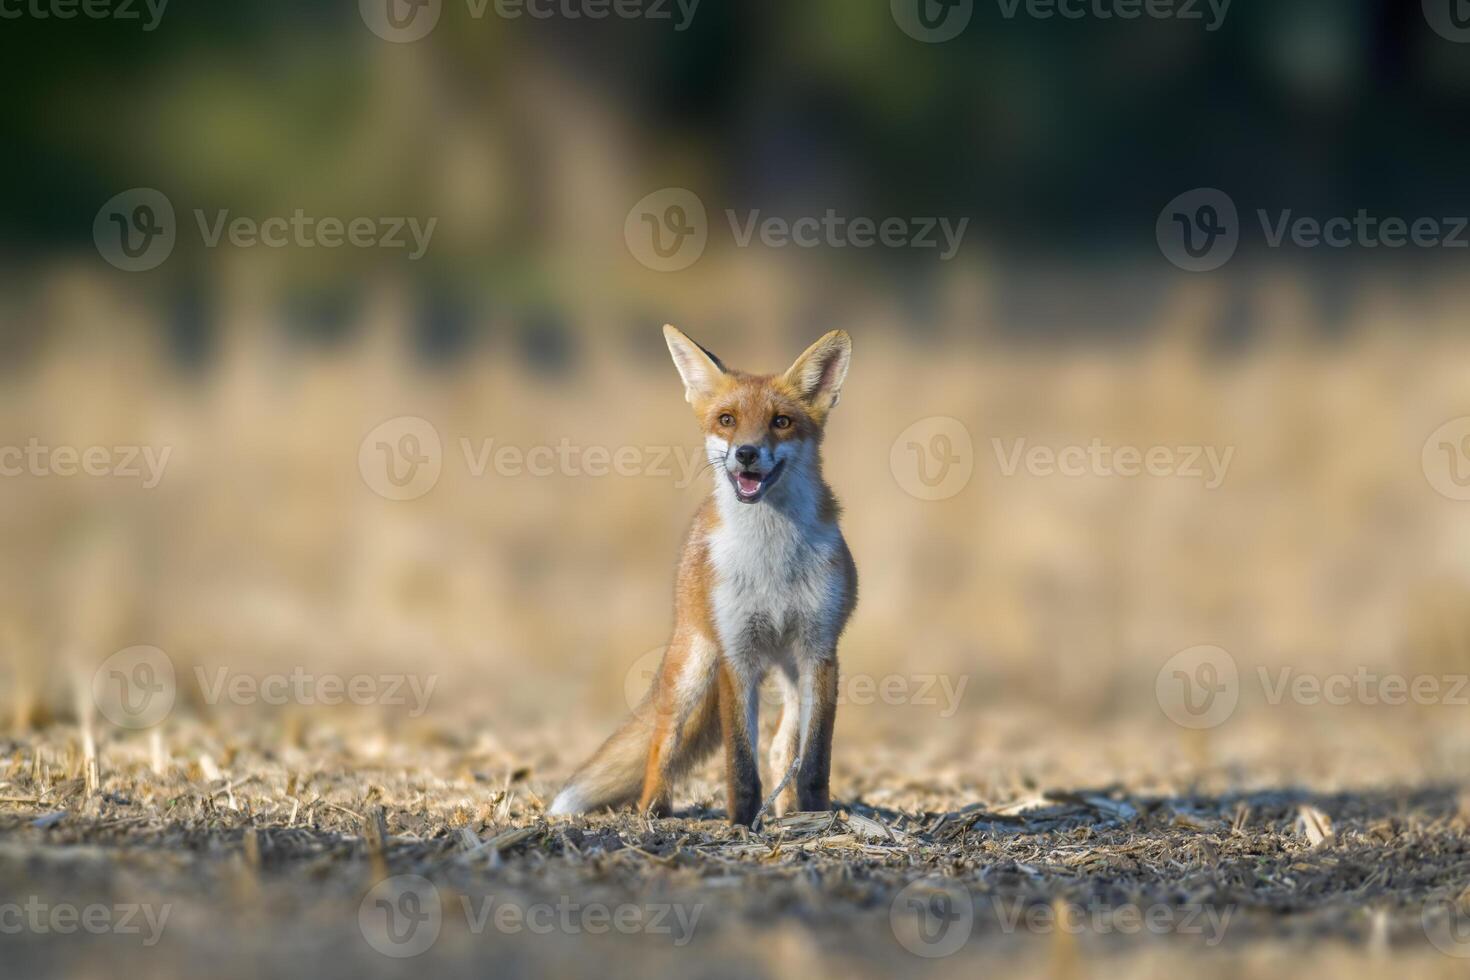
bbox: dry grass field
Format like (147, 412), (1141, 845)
(6, 270), (1470, 977)
(7, 712), (1470, 979)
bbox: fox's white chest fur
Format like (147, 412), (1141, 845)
(706, 472), (846, 668)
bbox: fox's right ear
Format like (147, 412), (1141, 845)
(662, 324), (725, 404)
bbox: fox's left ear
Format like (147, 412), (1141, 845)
(783, 330), (852, 414)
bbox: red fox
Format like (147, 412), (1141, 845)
(549, 326), (857, 826)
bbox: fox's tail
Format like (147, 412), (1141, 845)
(548, 656), (721, 816)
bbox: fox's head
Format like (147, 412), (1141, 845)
(663, 324), (852, 506)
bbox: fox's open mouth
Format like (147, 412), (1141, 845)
(728, 460), (785, 503)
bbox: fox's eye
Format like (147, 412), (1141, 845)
(772, 415), (792, 430)
(718, 413), (735, 427)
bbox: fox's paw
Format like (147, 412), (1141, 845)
(640, 796), (672, 820)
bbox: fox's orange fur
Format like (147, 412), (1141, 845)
(550, 326), (857, 825)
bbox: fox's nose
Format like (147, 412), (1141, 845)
(734, 445), (759, 468)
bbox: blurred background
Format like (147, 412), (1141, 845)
(3, 0), (1470, 793)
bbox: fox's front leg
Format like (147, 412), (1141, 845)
(795, 654), (838, 812)
(716, 660), (761, 826)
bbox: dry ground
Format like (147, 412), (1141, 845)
(6, 709), (1470, 979)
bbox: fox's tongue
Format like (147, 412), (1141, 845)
(736, 473), (762, 497)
